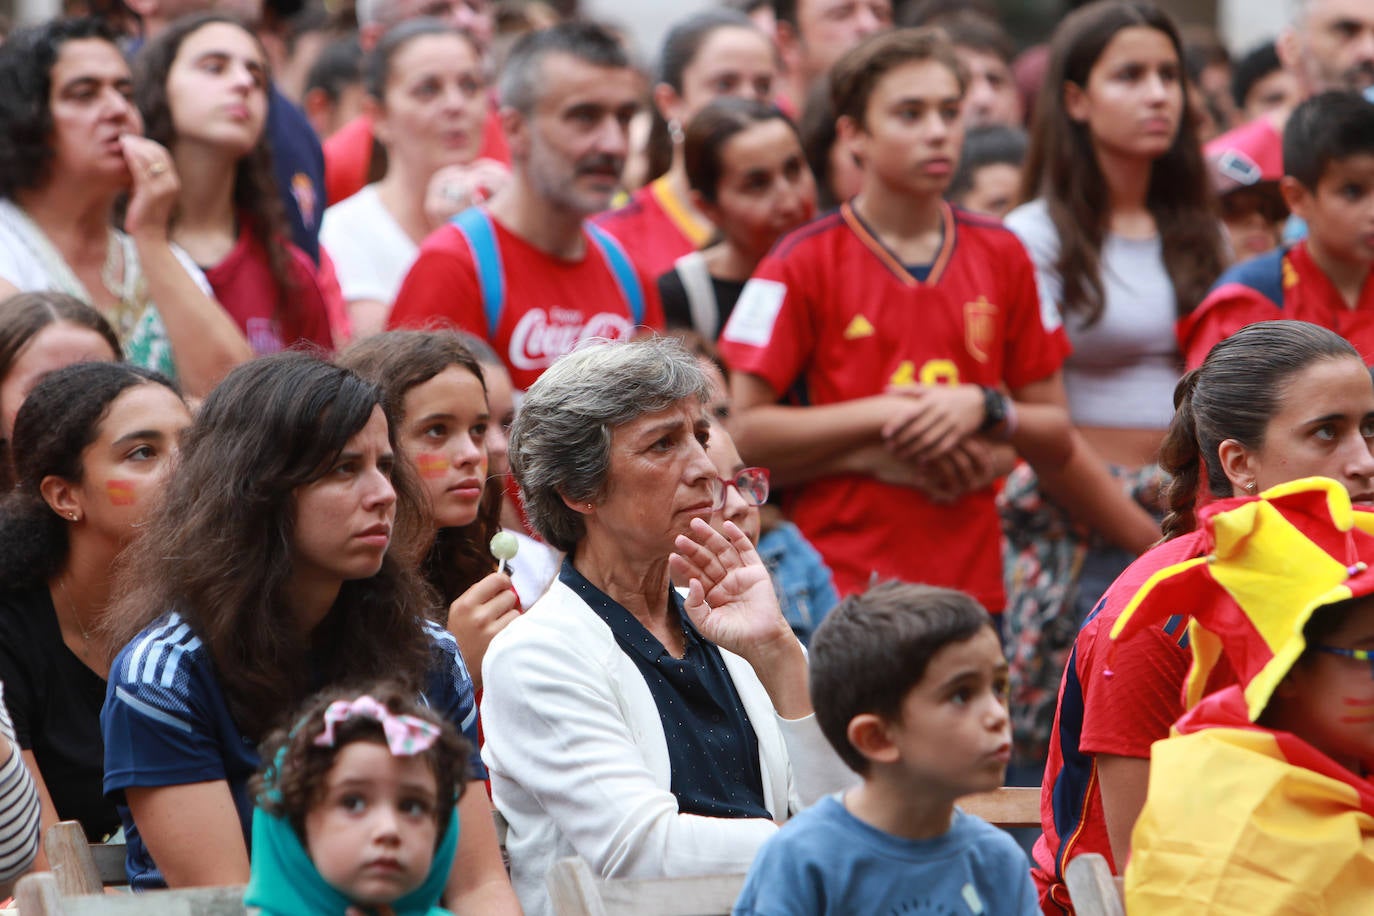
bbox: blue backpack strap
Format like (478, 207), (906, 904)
(586, 223), (645, 325)
(450, 208), (505, 337)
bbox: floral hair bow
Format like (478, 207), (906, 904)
(313, 695), (440, 756)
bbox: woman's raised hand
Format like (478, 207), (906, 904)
(424, 158), (512, 227)
(446, 570), (520, 691)
(119, 135), (179, 240)
(670, 518), (792, 659)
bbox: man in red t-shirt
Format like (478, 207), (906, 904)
(388, 22), (662, 391)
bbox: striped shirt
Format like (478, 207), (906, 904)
(0, 682), (40, 882)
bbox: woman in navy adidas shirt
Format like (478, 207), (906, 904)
(101, 352), (519, 912)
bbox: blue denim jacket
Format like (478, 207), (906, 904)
(757, 522), (839, 647)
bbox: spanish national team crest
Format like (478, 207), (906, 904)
(964, 297), (998, 363)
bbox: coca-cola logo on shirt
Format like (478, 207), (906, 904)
(508, 307), (635, 370)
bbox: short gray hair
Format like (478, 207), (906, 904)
(510, 337), (711, 551)
(498, 20), (631, 115)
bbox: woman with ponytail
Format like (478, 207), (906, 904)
(1033, 319), (1374, 915)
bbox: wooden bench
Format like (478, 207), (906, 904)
(43, 822), (127, 895)
(1065, 853), (1125, 916)
(547, 857), (746, 916)
(15, 872), (249, 915)
(957, 786), (1041, 829)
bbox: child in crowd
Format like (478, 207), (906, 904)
(946, 123), (1027, 220)
(245, 683), (471, 916)
(1209, 141), (1288, 265)
(1113, 478), (1374, 913)
(1182, 91), (1374, 368)
(733, 581), (1035, 915)
(721, 27), (1139, 610)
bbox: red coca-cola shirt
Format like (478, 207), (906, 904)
(388, 213), (662, 390)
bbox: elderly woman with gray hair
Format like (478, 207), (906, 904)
(480, 336), (852, 916)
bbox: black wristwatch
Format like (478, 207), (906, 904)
(978, 386), (1008, 433)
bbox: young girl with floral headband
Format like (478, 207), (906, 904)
(245, 683), (470, 916)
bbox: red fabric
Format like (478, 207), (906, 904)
(1204, 116), (1283, 181)
(1031, 527), (1234, 914)
(593, 183), (699, 280)
(200, 221), (336, 354)
(323, 105), (510, 207)
(717, 202), (1069, 606)
(1181, 242), (1374, 369)
(387, 212), (664, 391)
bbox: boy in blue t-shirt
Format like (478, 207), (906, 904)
(733, 581), (1036, 916)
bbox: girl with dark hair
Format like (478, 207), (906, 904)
(100, 352), (518, 912)
(321, 20), (505, 339)
(0, 291), (121, 491)
(245, 682), (470, 916)
(595, 9), (779, 280)
(134, 13), (339, 355)
(0, 18), (250, 394)
(0, 361), (188, 847)
(660, 96), (816, 341)
(999, 0), (1228, 794)
(1033, 320), (1374, 913)
(339, 330), (520, 688)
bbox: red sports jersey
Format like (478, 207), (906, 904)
(201, 221), (336, 354)
(323, 105), (510, 207)
(1180, 241), (1374, 369)
(387, 213), (664, 390)
(1031, 529), (1209, 914)
(593, 177), (713, 280)
(718, 202), (1070, 606)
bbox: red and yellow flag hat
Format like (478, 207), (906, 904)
(1109, 477), (1374, 721)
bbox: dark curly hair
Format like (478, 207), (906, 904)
(133, 14), (302, 337)
(337, 330), (499, 610)
(108, 352), (435, 742)
(253, 682), (470, 846)
(0, 17), (123, 198)
(0, 361), (180, 585)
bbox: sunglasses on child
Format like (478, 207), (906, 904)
(709, 467), (770, 512)
(1311, 644), (1374, 676)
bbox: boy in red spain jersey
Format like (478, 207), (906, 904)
(1181, 91), (1374, 368)
(720, 28), (1139, 606)
(388, 23), (662, 391)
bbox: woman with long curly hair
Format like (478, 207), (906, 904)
(101, 352), (519, 912)
(998, 0), (1228, 792)
(0, 17), (249, 393)
(134, 13), (340, 354)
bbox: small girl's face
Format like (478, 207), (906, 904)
(1278, 597), (1374, 775)
(401, 365), (490, 530)
(304, 740), (440, 906)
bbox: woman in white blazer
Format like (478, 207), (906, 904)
(481, 336), (853, 916)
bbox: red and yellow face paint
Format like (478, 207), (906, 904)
(106, 479), (137, 506)
(415, 453), (448, 479)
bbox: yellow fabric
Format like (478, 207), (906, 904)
(1205, 492), (1355, 720)
(650, 177), (713, 248)
(1127, 727), (1374, 915)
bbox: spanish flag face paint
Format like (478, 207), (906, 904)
(106, 479), (136, 506)
(415, 453), (448, 480)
